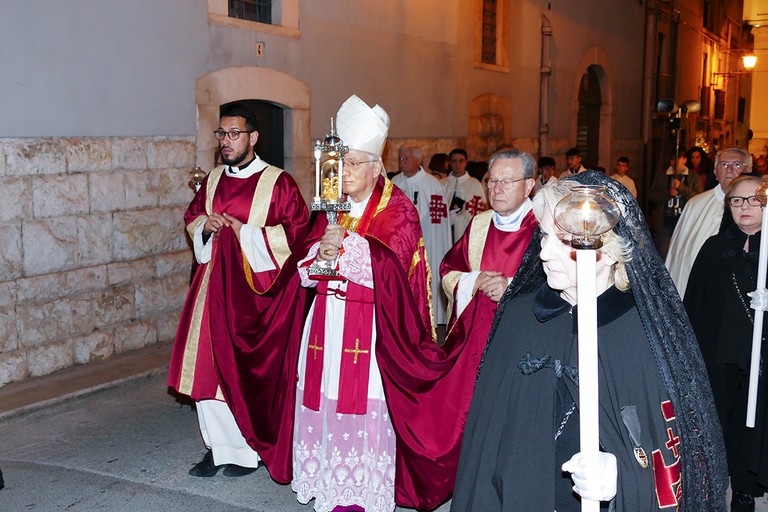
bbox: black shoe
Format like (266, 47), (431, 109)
(731, 490), (755, 512)
(222, 464), (257, 477)
(188, 450), (222, 477)
(0, 467), (4, 490)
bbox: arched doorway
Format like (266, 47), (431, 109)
(196, 67), (312, 201)
(571, 48), (614, 171)
(221, 100), (285, 169)
(577, 66), (602, 169)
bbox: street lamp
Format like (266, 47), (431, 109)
(743, 54), (758, 71)
(712, 53), (758, 79)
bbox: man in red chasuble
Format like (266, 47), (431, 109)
(291, 95), (485, 512)
(167, 104), (309, 479)
(440, 148), (537, 357)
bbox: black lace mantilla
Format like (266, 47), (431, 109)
(478, 171), (728, 511)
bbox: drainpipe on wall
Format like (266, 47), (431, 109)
(641, 2), (658, 206)
(539, 15), (553, 159)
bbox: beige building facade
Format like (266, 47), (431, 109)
(4, 0), (757, 385)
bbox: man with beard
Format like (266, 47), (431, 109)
(168, 104), (310, 479)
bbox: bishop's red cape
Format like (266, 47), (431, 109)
(439, 208), (537, 369)
(167, 164), (310, 484)
(296, 176), (488, 510)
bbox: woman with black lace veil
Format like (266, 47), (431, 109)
(451, 171), (727, 511)
(685, 174), (768, 512)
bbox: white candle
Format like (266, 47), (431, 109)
(746, 204), (768, 427)
(576, 248), (600, 512)
(314, 145), (321, 201)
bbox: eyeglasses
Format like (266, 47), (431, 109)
(728, 195), (762, 207)
(213, 129), (254, 141)
(716, 161), (747, 172)
(487, 177), (528, 189)
(342, 159), (377, 169)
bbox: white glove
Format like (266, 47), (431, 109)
(561, 451), (618, 502)
(749, 288), (768, 312)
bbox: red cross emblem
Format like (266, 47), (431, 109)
(429, 195), (448, 224)
(466, 195), (485, 216)
(652, 400), (682, 508)
(664, 427), (680, 457)
(652, 448), (682, 508)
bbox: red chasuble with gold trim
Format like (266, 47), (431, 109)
(297, 176), (494, 509)
(440, 209), (537, 332)
(167, 164), (310, 484)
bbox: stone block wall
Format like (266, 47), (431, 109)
(0, 136), (196, 387)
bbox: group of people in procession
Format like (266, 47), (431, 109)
(167, 94), (768, 512)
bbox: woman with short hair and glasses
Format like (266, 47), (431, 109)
(685, 174), (768, 512)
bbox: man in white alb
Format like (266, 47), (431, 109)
(392, 145), (452, 324)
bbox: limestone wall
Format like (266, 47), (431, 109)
(0, 136), (195, 387)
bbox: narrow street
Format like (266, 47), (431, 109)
(0, 369), (451, 512)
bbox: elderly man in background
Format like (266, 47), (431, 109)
(392, 145), (452, 325)
(440, 148), (537, 359)
(665, 147), (751, 296)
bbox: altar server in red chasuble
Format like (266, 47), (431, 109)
(440, 148), (537, 359)
(167, 103), (310, 480)
(291, 95), (486, 512)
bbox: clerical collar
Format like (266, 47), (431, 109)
(404, 167), (425, 180)
(348, 192), (372, 217)
(493, 198), (533, 232)
(533, 284), (634, 333)
(226, 155), (267, 178)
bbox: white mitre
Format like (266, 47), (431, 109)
(335, 95), (390, 157)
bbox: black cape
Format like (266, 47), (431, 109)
(452, 171), (727, 512)
(685, 226), (768, 494)
(452, 285), (681, 511)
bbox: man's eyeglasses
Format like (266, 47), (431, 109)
(487, 177), (528, 189)
(342, 159), (377, 169)
(213, 129), (254, 141)
(728, 195), (762, 208)
(716, 161), (747, 172)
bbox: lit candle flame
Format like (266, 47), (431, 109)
(581, 200), (592, 234)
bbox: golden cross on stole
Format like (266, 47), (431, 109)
(343, 338), (369, 364)
(308, 335), (323, 360)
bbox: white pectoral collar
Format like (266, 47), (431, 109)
(348, 193), (372, 217)
(493, 198), (533, 232)
(714, 184), (725, 201)
(226, 155), (268, 178)
(405, 167), (426, 182)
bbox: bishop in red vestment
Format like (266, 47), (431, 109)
(291, 95), (487, 512)
(167, 105), (309, 481)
